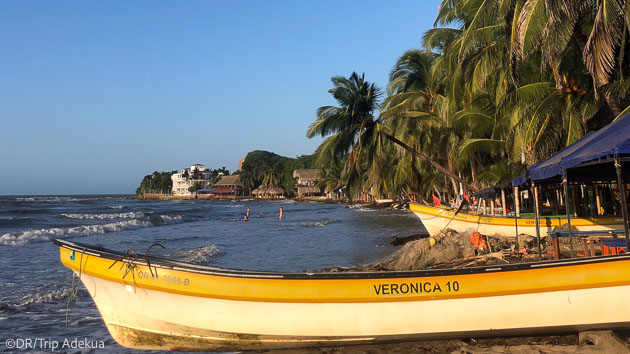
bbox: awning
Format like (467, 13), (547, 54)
(472, 181), (512, 198)
(209, 188), (235, 194)
(513, 114), (630, 186)
(196, 188), (216, 193)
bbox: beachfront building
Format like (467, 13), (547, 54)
(293, 169), (324, 197)
(171, 164), (213, 196)
(211, 175), (244, 196)
(252, 185), (286, 199)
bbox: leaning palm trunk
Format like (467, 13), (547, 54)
(380, 131), (478, 192)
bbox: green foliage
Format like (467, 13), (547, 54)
(136, 171), (177, 195)
(304, 0), (630, 200)
(188, 182), (203, 193)
(238, 150), (316, 196)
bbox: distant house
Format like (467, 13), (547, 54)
(171, 164), (213, 196)
(293, 169), (324, 197)
(252, 185), (285, 199)
(211, 175), (244, 196)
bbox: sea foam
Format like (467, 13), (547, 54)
(299, 217), (340, 227)
(169, 245), (221, 264)
(60, 212), (145, 220)
(0, 214), (182, 246)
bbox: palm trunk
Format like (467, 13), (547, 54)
(450, 177), (459, 197)
(469, 157), (476, 183)
(381, 131), (479, 192)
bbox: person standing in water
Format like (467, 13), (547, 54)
(246, 207), (250, 218)
(279, 207), (283, 220)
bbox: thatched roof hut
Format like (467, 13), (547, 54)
(267, 187), (285, 196)
(293, 169), (325, 197)
(215, 175), (242, 187)
(252, 186), (267, 196)
(211, 175), (244, 196)
(292, 169), (321, 181)
(252, 185), (285, 199)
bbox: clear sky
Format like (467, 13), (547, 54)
(0, 0), (442, 195)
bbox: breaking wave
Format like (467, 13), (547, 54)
(60, 212), (145, 220)
(14, 196), (126, 203)
(169, 245), (220, 264)
(0, 215), (182, 246)
(0, 288), (87, 314)
(109, 205), (124, 209)
(348, 204), (376, 212)
(16, 288), (75, 306)
(299, 217), (340, 227)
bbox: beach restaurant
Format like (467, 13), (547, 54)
(511, 113), (630, 258)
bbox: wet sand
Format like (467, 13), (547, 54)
(268, 331), (630, 353)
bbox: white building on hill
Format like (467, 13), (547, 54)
(171, 164), (213, 196)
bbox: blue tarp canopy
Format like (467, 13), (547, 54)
(195, 188), (216, 193)
(513, 114), (630, 186)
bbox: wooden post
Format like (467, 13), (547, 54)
(491, 199), (496, 216)
(552, 235), (560, 260)
(595, 185), (602, 216)
(571, 185), (579, 217)
(563, 170), (574, 258)
(501, 189), (507, 216)
(514, 186), (521, 217)
(615, 154), (630, 250)
(533, 182), (543, 260)
(514, 186), (520, 250)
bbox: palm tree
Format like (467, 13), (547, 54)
(253, 165), (280, 188)
(513, 0), (629, 118)
(307, 72), (383, 193)
(308, 72), (476, 196)
(238, 170), (254, 196)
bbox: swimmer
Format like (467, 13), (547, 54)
(279, 207), (283, 220)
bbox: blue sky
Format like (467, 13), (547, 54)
(0, 1), (442, 195)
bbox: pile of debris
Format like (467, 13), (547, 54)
(312, 230), (563, 273)
(379, 230), (556, 271)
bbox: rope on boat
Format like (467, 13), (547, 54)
(144, 243), (165, 277)
(121, 249), (139, 293)
(65, 247), (86, 327)
(438, 199), (469, 235)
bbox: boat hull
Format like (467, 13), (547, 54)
(409, 202), (624, 237)
(56, 240), (630, 351)
(79, 272), (630, 351)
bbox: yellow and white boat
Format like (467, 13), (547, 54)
(56, 239), (630, 351)
(409, 202), (624, 238)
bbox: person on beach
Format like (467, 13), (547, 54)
(279, 207), (283, 220)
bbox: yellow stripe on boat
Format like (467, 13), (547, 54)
(59, 247), (630, 303)
(56, 239), (630, 351)
(409, 202), (624, 237)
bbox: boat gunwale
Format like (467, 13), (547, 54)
(409, 202), (623, 223)
(53, 238), (630, 280)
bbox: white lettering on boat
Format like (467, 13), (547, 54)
(136, 271), (190, 286)
(373, 281), (459, 295)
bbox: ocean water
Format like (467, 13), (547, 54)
(0, 195), (422, 353)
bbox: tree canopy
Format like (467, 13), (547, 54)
(308, 0), (630, 201)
